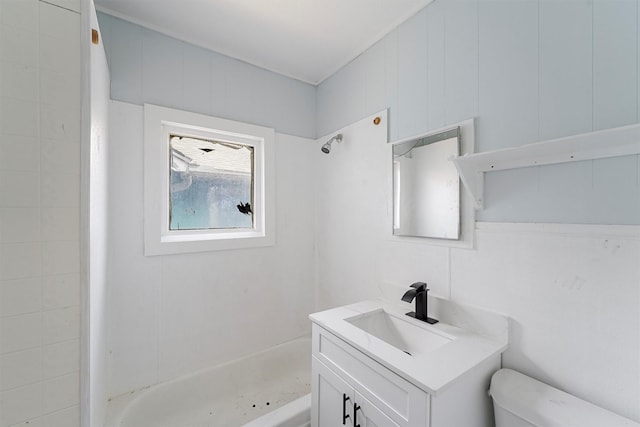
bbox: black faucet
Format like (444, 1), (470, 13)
(401, 282), (438, 324)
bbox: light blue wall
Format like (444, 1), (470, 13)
(317, 0), (640, 225)
(100, 2), (640, 224)
(96, 13), (317, 139)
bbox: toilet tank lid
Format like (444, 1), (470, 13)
(489, 369), (640, 427)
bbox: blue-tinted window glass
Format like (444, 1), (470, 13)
(169, 136), (253, 230)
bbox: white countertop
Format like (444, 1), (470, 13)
(309, 299), (509, 395)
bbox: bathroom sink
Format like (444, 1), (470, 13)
(311, 299), (509, 394)
(345, 309), (453, 356)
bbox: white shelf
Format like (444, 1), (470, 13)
(451, 123), (640, 210)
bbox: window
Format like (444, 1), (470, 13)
(144, 104), (275, 255)
(169, 136), (254, 230)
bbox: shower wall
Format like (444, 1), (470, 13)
(107, 101), (316, 396)
(0, 1), (82, 426)
(98, 15), (318, 397)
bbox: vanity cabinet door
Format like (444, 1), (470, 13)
(312, 355), (401, 427)
(354, 391), (400, 427)
(313, 325), (429, 427)
(312, 356), (354, 427)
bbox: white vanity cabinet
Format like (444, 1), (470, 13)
(313, 356), (400, 427)
(312, 325), (428, 427)
(311, 323), (501, 427)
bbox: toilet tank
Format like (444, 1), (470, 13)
(490, 369), (640, 427)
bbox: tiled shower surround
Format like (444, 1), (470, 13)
(0, 1), (81, 426)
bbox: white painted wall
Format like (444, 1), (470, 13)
(96, 13), (320, 398)
(106, 100), (316, 396)
(314, 1), (640, 421)
(0, 1), (82, 425)
(98, 0), (640, 423)
(315, 112), (458, 310)
(453, 223), (640, 420)
(315, 112), (640, 422)
(315, 112), (397, 307)
(82, 1), (110, 425)
(88, 18), (320, 410)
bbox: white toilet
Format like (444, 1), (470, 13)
(490, 369), (640, 427)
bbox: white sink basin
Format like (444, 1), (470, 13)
(346, 309), (453, 356)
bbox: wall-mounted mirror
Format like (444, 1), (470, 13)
(392, 127), (460, 239)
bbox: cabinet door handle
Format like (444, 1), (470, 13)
(353, 403), (361, 427)
(342, 393), (350, 425)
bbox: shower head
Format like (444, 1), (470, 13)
(321, 134), (343, 154)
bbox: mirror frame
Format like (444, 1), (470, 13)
(388, 118), (476, 248)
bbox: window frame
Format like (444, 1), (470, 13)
(144, 104), (275, 256)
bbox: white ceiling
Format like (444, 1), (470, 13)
(94, 0), (433, 85)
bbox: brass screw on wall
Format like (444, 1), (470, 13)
(373, 117), (381, 125)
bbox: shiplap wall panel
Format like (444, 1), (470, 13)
(398, 7), (428, 139)
(340, 56), (368, 131)
(209, 52), (231, 119)
(225, 58), (259, 125)
(183, 44), (212, 116)
(142, 31), (184, 110)
(98, 13), (316, 138)
(315, 71), (333, 136)
(362, 39), (387, 119)
(100, 2), (640, 222)
(108, 16), (143, 104)
(316, 0), (640, 224)
(426, 0), (445, 131)
(281, 75), (317, 138)
(593, 0), (637, 131)
(480, 167), (542, 222)
(592, 156), (640, 224)
(444, 0), (479, 127)
(538, 161), (594, 223)
(316, 62), (354, 138)
(539, 0), (592, 141)
(384, 29), (400, 141)
(477, 0), (539, 152)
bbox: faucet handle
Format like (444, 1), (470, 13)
(410, 282), (427, 291)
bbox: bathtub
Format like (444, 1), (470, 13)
(105, 337), (311, 427)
